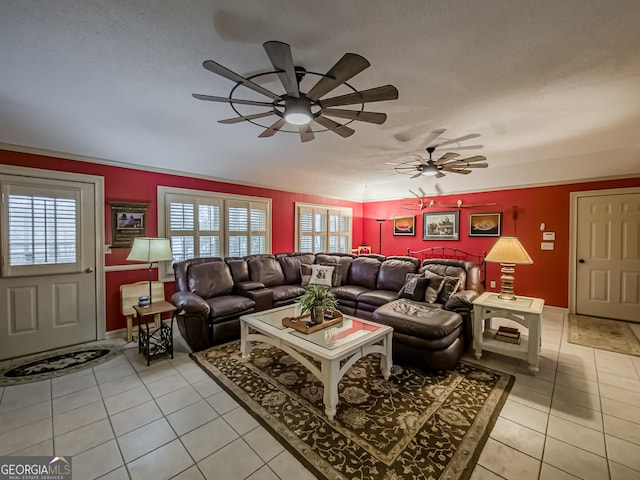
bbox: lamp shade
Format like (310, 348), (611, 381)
(126, 237), (173, 263)
(485, 237), (533, 265)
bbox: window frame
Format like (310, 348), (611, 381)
(158, 186), (272, 281)
(294, 202), (352, 254)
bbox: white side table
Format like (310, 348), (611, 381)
(472, 292), (544, 375)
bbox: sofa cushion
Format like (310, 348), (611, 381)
(248, 255), (286, 287)
(372, 299), (461, 340)
(357, 289), (400, 308)
(270, 285), (305, 304)
(309, 264), (334, 287)
(399, 274), (429, 301)
(188, 261), (234, 298)
(437, 276), (462, 304)
(277, 253), (315, 284)
(205, 295), (255, 322)
(225, 258), (250, 283)
(423, 271), (445, 303)
(420, 261), (467, 290)
(348, 257), (381, 290)
(331, 284), (370, 302)
(315, 254), (354, 285)
(377, 258), (418, 291)
(300, 263), (312, 287)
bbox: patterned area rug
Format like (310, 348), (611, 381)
(192, 341), (514, 480)
(0, 343), (122, 386)
(568, 314), (640, 356)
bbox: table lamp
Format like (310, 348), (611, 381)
(484, 236), (533, 300)
(126, 237), (173, 305)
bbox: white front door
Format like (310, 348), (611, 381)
(0, 173), (99, 359)
(575, 191), (640, 322)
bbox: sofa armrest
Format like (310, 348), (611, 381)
(244, 288), (274, 311)
(235, 281), (266, 293)
(444, 289), (479, 312)
(171, 291), (210, 316)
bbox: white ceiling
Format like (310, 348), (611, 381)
(1, 0), (639, 201)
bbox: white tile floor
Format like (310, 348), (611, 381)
(1, 309), (639, 479)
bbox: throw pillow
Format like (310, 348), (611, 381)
(422, 271), (445, 303)
(320, 263), (343, 287)
(300, 263), (313, 287)
(309, 264), (335, 287)
(436, 276), (462, 304)
(399, 273), (429, 301)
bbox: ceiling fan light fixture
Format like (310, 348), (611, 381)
(421, 165), (439, 176)
(284, 97), (312, 125)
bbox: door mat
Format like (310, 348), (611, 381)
(192, 341), (514, 480)
(0, 343), (122, 386)
(568, 314), (640, 356)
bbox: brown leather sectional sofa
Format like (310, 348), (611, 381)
(171, 252), (482, 370)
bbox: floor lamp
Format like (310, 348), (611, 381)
(126, 237), (174, 305)
(375, 219), (386, 254)
(485, 236), (533, 300)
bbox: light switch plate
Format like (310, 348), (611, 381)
(543, 231), (555, 241)
(541, 242), (554, 250)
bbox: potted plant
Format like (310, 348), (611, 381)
(298, 285), (338, 324)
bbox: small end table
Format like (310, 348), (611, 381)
(133, 300), (178, 366)
(472, 292), (544, 375)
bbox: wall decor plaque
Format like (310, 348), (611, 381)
(109, 201), (148, 248)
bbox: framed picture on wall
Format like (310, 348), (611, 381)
(423, 211), (459, 240)
(109, 201), (148, 248)
(469, 212), (502, 237)
(393, 215), (416, 236)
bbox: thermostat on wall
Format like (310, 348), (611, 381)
(542, 232), (555, 241)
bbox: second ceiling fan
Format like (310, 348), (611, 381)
(193, 41), (399, 142)
(390, 146), (488, 178)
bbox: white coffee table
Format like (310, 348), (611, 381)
(240, 304), (393, 420)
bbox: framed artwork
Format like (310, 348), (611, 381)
(393, 215), (416, 236)
(109, 201), (148, 248)
(469, 212), (502, 237)
(423, 211), (459, 240)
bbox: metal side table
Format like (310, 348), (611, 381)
(133, 300), (177, 366)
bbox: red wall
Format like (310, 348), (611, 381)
(1, 149), (363, 332)
(2, 148), (638, 330)
(363, 178), (640, 307)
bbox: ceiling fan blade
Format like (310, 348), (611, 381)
(410, 172), (422, 179)
(192, 94), (274, 107)
(446, 169), (472, 175)
(263, 41), (299, 98)
(458, 155), (487, 163)
(313, 116), (355, 138)
(435, 152), (460, 164)
(258, 118), (287, 138)
(306, 53), (370, 101)
(432, 133), (481, 147)
(435, 172), (446, 178)
(321, 108), (387, 124)
(410, 155), (427, 165)
(444, 144), (484, 150)
(444, 162), (489, 169)
(298, 124), (315, 143)
(202, 61), (282, 101)
(217, 111), (275, 124)
(320, 85), (399, 108)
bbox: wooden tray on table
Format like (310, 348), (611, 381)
(282, 310), (343, 334)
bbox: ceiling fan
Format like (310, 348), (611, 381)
(389, 146), (488, 178)
(192, 41), (399, 142)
